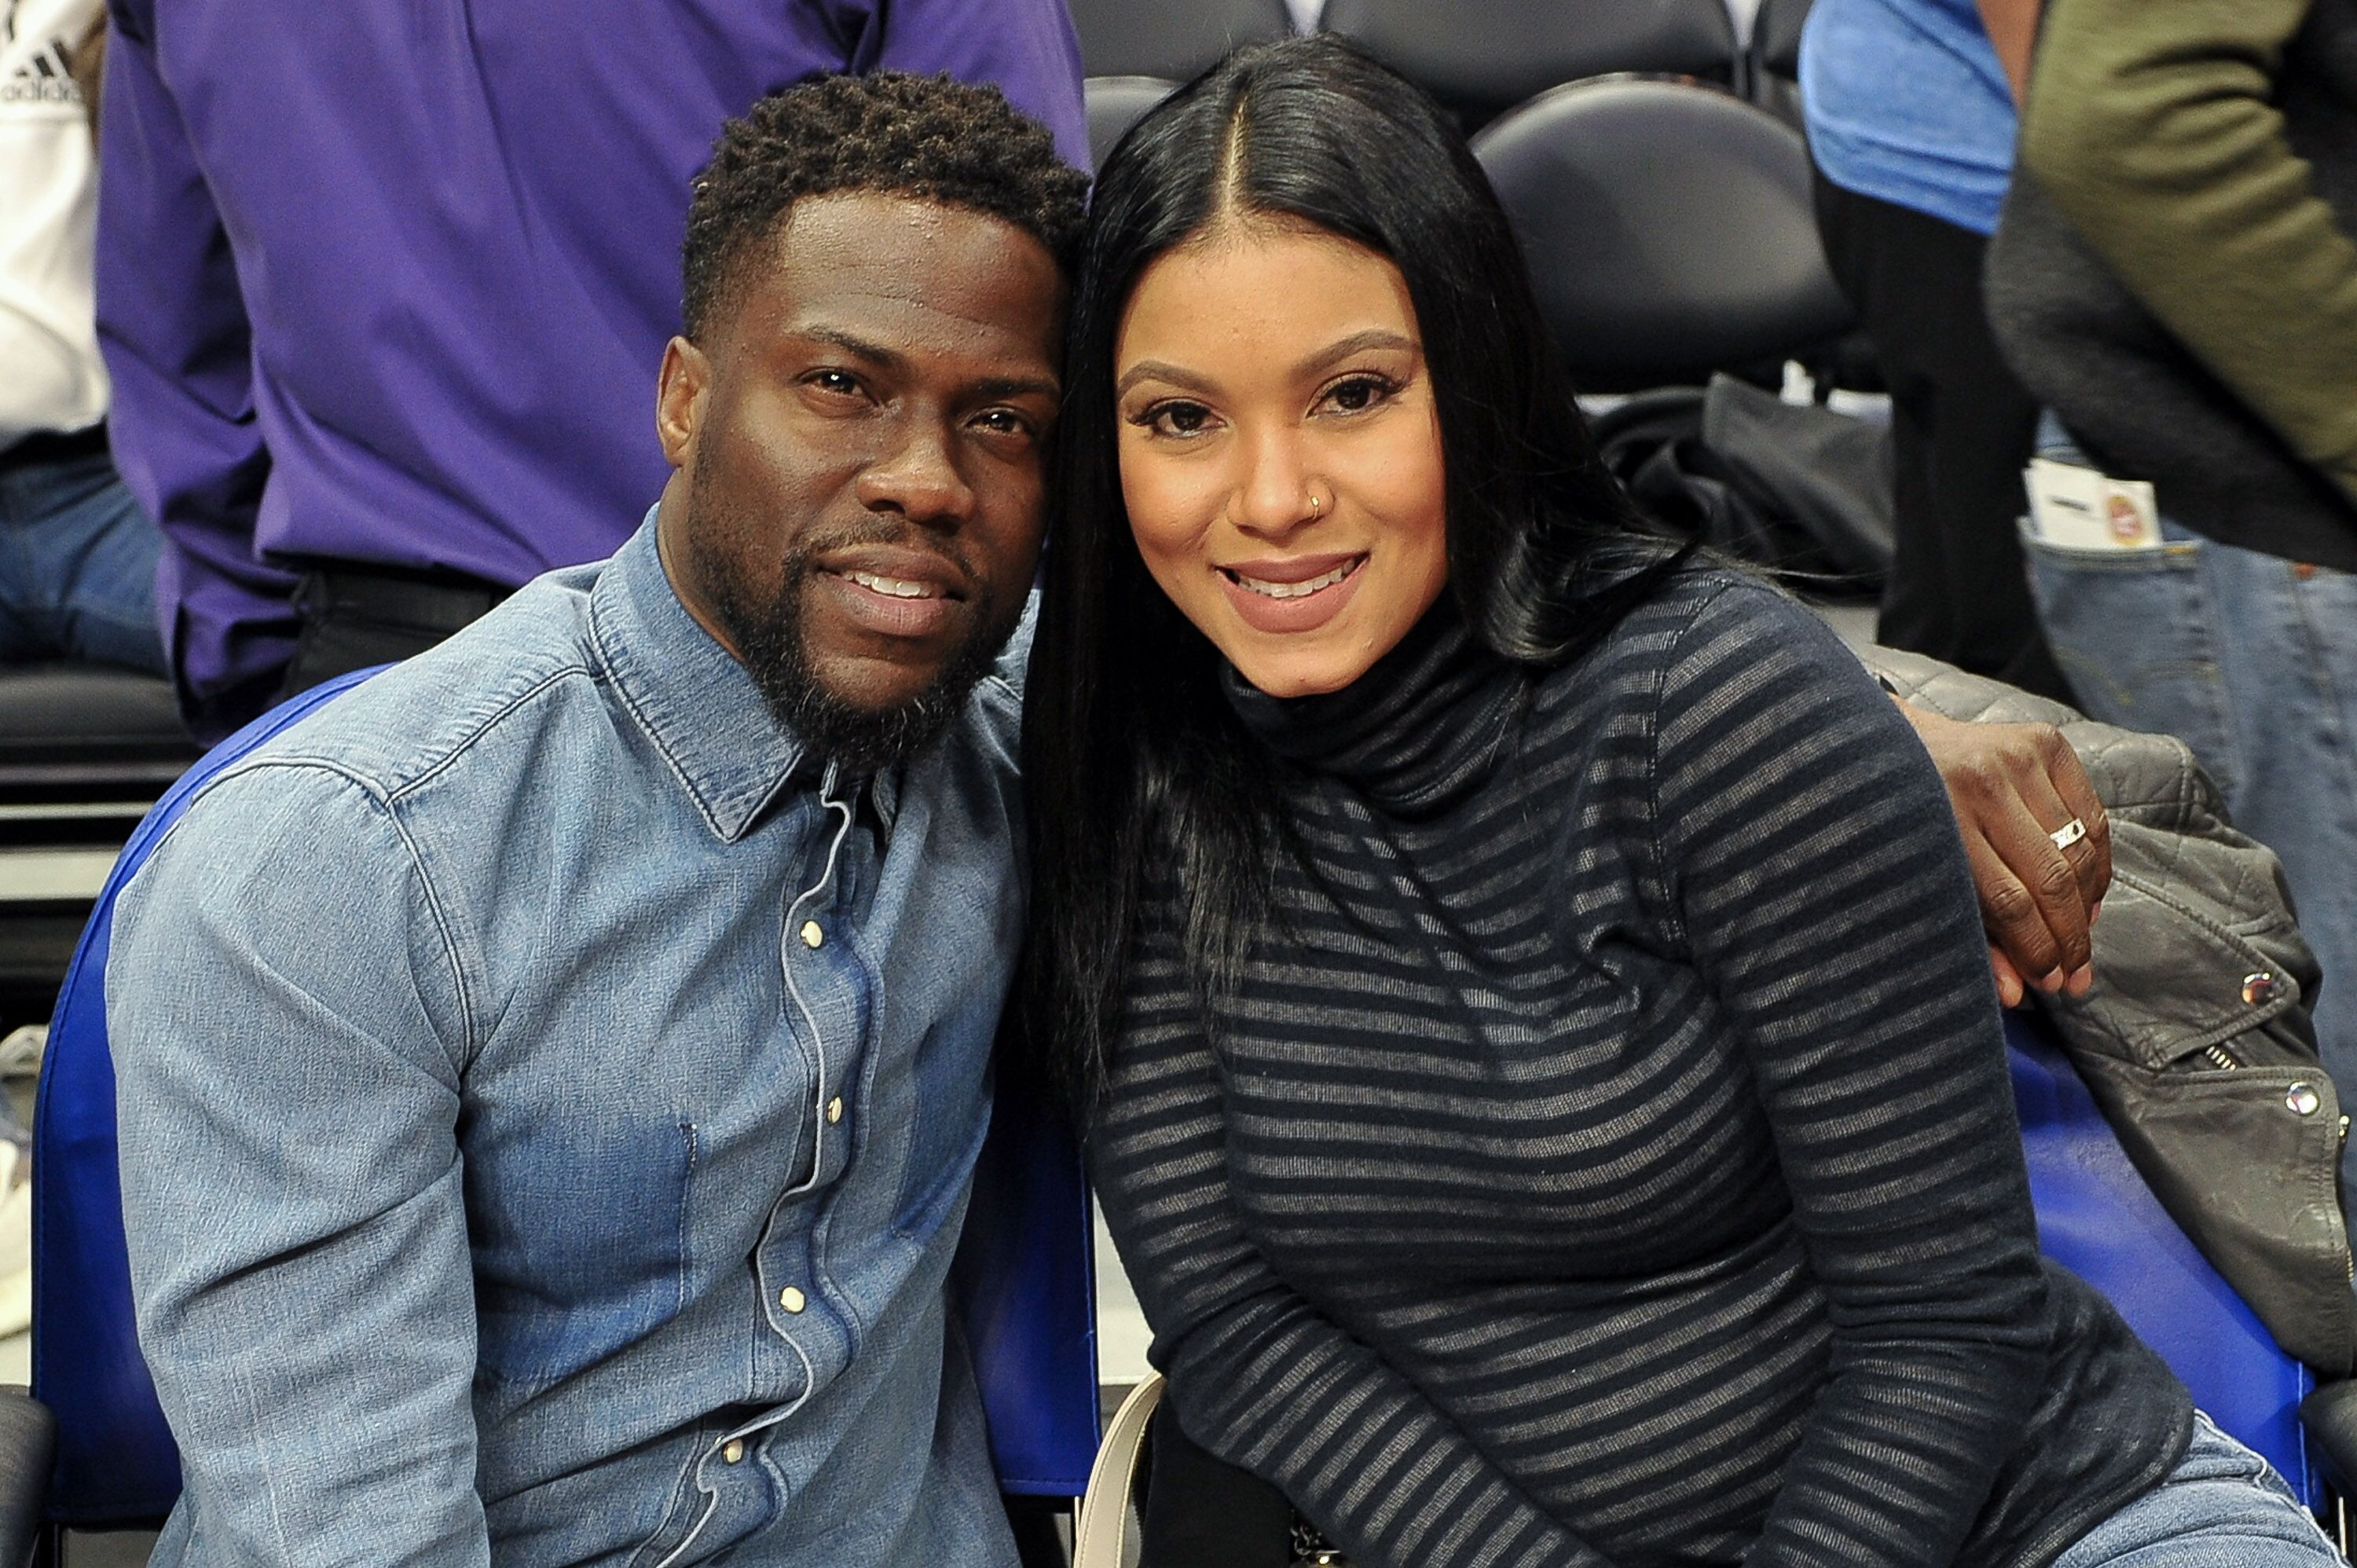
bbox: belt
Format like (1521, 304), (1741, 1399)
(291, 560), (515, 633)
(1, 424), (109, 470)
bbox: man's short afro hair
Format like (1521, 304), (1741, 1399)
(682, 71), (1091, 339)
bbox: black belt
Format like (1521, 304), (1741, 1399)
(291, 560), (515, 633)
(2, 424), (109, 470)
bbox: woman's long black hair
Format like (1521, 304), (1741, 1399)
(1020, 35), (1684, 1112)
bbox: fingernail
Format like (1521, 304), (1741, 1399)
(2067, 965), (2094, 996)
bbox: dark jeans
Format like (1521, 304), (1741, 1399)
(275, 561), (511, 701)
(1811, 171), (2073, 703)
(0, 427), (167, 673)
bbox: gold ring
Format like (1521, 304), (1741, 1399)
(1308, 493), (1323, 518)
(2050, 817), (2088, 851)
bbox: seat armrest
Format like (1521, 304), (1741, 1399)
(2301, 1379), (2357, 1496)
(0, 1389), (54, 1566)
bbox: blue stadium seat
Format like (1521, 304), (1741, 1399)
(21, 670), (1099, 1555)
(2008, 1009), (2321, 1504)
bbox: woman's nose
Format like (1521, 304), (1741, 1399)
(1227, 424), (1318, 538)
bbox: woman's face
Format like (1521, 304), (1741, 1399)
(1113, 222), (1450, 698)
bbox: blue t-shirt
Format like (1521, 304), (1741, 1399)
(1799, 0), (2018, 236)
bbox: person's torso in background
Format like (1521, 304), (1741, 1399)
(1800, 0), (2018, 236)
(1, 0), (108, 447)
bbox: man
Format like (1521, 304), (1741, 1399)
(109, 74), (1089, 1567)
(94, 0), (1086, 741)
(1985, 0), (2357, 1193)
(2, 0), (164, 672)
(1800, 0), (2069, 702)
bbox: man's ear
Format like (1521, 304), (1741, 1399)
(655, 336), (712, 469)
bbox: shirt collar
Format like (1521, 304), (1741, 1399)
(589, 508), (807, 843)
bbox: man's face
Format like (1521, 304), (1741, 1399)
(655, 192), (1064, 770)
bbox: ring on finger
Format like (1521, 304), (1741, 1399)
(2049, 816), (2088, 852)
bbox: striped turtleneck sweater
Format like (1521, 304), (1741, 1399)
(1091, 568), (2190, 1568)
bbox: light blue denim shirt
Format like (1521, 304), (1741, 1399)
(108, 515), (1028, 1566)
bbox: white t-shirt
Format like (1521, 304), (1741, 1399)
(1, 0), (108, 448)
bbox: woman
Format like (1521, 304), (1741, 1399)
(1020, 35), (2339, 1568)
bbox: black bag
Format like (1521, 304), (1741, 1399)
(1590, 373), (1895, 598)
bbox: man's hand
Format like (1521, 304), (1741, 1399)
(1897, 700), (2111, 1007)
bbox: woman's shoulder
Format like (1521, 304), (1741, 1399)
(1541, 560), (1845, 705)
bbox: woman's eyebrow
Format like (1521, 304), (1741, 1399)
(1114, 360), (1216, 397)
(1115, 330), (1420, 400)
(1292, 328), (1420, 379)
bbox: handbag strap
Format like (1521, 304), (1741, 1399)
(1072, 1372), (1166, 1568)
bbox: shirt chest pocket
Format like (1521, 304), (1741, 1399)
(470, 1116), (696, 1391)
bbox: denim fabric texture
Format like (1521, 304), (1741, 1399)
(108, 513), (1028, 1566)
(2021, 416), (2357, 1207)
(0, 439), (166, 671)
(2048, 1413), (2341, 1566)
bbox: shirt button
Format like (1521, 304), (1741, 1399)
(779, 1285), (807, 1313)
(827, 1096), (845, 1124)
(721, 1439), (745, 1464)
(800, 920), (823, 949)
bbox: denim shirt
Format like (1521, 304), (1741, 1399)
(108, 515), (1028, 1567)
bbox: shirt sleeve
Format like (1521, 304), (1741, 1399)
(1091, 927), (1621, 1568)
(109, 762), (487, 1567)
(2019, 0), (2357, 511)
(1649, 584), (2050, 1567)
(95, 2), (302, 737)
(864, 0), (1090, 171)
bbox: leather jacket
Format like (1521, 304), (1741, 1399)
(1864, 647), (2357, 1374)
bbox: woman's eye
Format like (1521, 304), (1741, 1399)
(1322, 375), (1395, 415)
(1142, 401), (1215, 438)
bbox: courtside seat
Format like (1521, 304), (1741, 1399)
(2009, 1009), (2323, 1508)
(0, 666), (198, 1028)
(1323, 0), (1737, 130)
(10, 671), (1099, 1564)
(1471, 75), (1851, 394)
(1083, 75), (1180, 173)
(1749, 0), (1814, 124)
(1064, 0), (1291, 82)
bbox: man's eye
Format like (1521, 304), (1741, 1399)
(808, 370), (860, 397)
(973, 408), (1033, 438)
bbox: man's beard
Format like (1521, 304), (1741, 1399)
(684, 502), (1011, 776)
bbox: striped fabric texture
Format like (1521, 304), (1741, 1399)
(1091, 570), (2188, 1568)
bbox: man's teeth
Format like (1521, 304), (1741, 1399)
(845, 570), (937, 599)
(1231, 560), (1358, 599)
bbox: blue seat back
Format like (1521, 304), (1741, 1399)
(2009, 1010), (2318, 1502)
(32, 672), (1098, 1526)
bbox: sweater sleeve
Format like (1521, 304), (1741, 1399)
(1091, 929), (1621, 1568)
(1651, 584), (2050, 1566)
(2020, 0), (2357, 511)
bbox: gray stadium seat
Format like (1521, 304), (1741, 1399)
(1750, 0), (1815, 123)
(1470, 77), (1851, 393)
(1322, 0), (1739, 129)
(1064, 0), (1292, 82)
(1083, 75), (1179, 173)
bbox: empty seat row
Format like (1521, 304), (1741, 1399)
(1069, 0), (1817, 133)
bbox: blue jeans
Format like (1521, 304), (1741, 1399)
(2052, 1413), (2341, 1566)
(0, 438), (167, 672)
(2021, 416), (2357, 1203)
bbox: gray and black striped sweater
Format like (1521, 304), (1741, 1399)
(1092, 570), (2189, 1568)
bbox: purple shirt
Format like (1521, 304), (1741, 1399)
(95, 0), (1086, 738)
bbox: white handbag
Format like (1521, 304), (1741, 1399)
(1072, 1372), (1166, 1568)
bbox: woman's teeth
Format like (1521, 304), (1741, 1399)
(845, 570), (937, 599)
(1228, 559), (1361, 599)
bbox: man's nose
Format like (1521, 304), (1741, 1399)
(854, 419), (977, 528)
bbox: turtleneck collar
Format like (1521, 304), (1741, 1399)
(1222, 593), (1527, 816)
